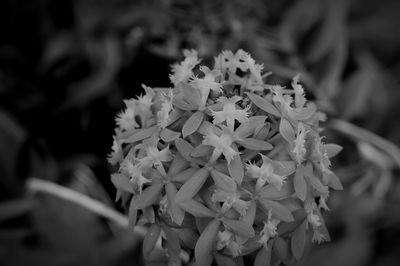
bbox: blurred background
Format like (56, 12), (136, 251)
(1, 0), (400, 265)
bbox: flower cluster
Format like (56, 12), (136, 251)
(108, 49), (343, 266)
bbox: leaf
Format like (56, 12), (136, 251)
(198, 120), (222, 135)
(111, 173), (135, 194)
(175, 167), (209, 202)
(167, 153), (190, 176)
(132, 183), (163, 209)
(290, 103), (317, 121)
(125, 125), (158, 143)
(273, 237), (292, 265)
(176, 228), (199, 249)
(178, 199), (215, 218)
(222, 218), (255, 238)
(181, 82), (202, 109)
(182, 111), (204, 137)
(175, 138), (205, 165)
(210, 170), (237, 192)
(291, 220), (307, 260)
(142, 223), (161, 259)
(162, 224), (181, 254)
(324, 143), (343, 158)
(235, 116), (267, 138)
(171, 167), (199, 183)
(254, 247), (272, 266)
(279, 118), (295, 143)
(324, 171), (343, 190)
(278, 210), (307, 236)
(175, 138), (194, 161)
(194, 219), (221, 266)
(160, 128), (181, 142)
(258, 198), (294, 222)
(238, 138), (273, 150)
(166, 183), (185, 225)
(228, 144), (244, 184)
(215, 253), (237, 266)
(191, 144), (213, 157)
(247, 92), (281, 117)
(294, 166), (307, 201)
(257, 183), (294, 200)
(128, 196), (138, 231)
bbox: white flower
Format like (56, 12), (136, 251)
(121, 160), (151, 193)
(258, 211), (280, 249)
(138, 140), (173, 169)
(189, 66), (223, 110)
(169, 49), (201, 85)
(212, 96), (250, 130)
(157, 89), (174, 128)
(202, 128), (240, 164)
(292, 122), (308, 163)
(246, 154), (288, 190)
(107, 137), (123, 165)
(115, 102), (137, 131)
(235, 49), (264, 84)
(211, 188), (249, 216)
(216, 229), (243, 257)
(292, 74), (306, 108)
(306, 202), (322, 228)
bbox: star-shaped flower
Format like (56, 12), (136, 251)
(115, 101), (138, 131)
(189, 66), (223, 110)
(216, 229), (243, 257)
(292, 122), (308, 163)
(258, 211), (280, 249)
(169, 49), (200, 85)
(157, 89), (174, 128)
(211, 188), (249, 216)
(246, 154), (295, 190)
(202, 127), (240, 164)
(120, 159), (151, 193)
(212, 96), (250, 130)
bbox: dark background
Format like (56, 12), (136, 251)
(1, 0), (400, 265)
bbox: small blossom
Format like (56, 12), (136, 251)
(216, 229), (243, 257)
(246, 154), (288, 190)
(157, 89), (174, 128)
(138, 140), (173, 169)
(202, 128), (240, 164)
(312, 229), (329, 244)
(235, 49), (264, 84)
(115, 102), (138, 131)
(108, 137), (123, 165)
(318, 194), (330, 211)
(169, 49), (200, 85)
(314, 137), (332, 174)
(211, 188), (249, 216)
(292, 74), (306, 108)
(120, 160), (151, 193)
(292, 122), (308, 163)
(214, 50), (237, 74)
(189, 66), (223, 110)
(305, 202), (322, 228)
(258, 211), (280, 249)
(212, 96), (250, 130)
(158, 195), (169, 216)
(272, 85), (294, 115)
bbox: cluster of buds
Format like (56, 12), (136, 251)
(109, 50), (343, 266)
